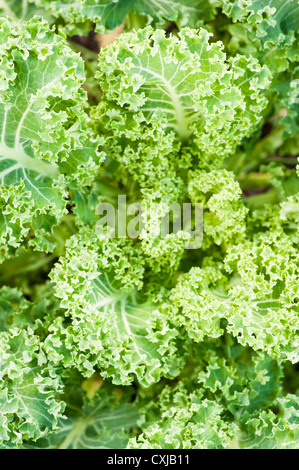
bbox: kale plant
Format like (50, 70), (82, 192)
(0, 0), (298, 449)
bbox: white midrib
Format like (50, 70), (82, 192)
(120, 299), (145, 358)
(149, 0), (201, 16)
(21, 0), (28, 18)
(140, 66), (191, 139)
(94, 290), (127, 309)
(57, 418), (88, 449)
(0, 141), (59, 179)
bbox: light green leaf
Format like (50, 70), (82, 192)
(0, 0), (46, 20)
(26, 384), (139, 449)
(128, 386), (237, 449)
(0, 17), (102, 259)
(0, 327), (65, 447)
(237, 395), (299, 449)
(34, 0), (218, 35)
(94, 26), (270, 200)
(46, 233), (183, 385)
(224, 233), (299, 362)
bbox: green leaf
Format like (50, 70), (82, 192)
(94, 26), (270, 201)
(45, 232), (183, 385)
(0, 0), (47, 20)
(0, 17), (102, 260)
(34, 0), (219, 35)
(129, 385), (237, 449)
(26, 383), (139, 449)
(238, 395), (299, 449)
(0, 327), (65, 447)
(224, 233), (299, 362)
